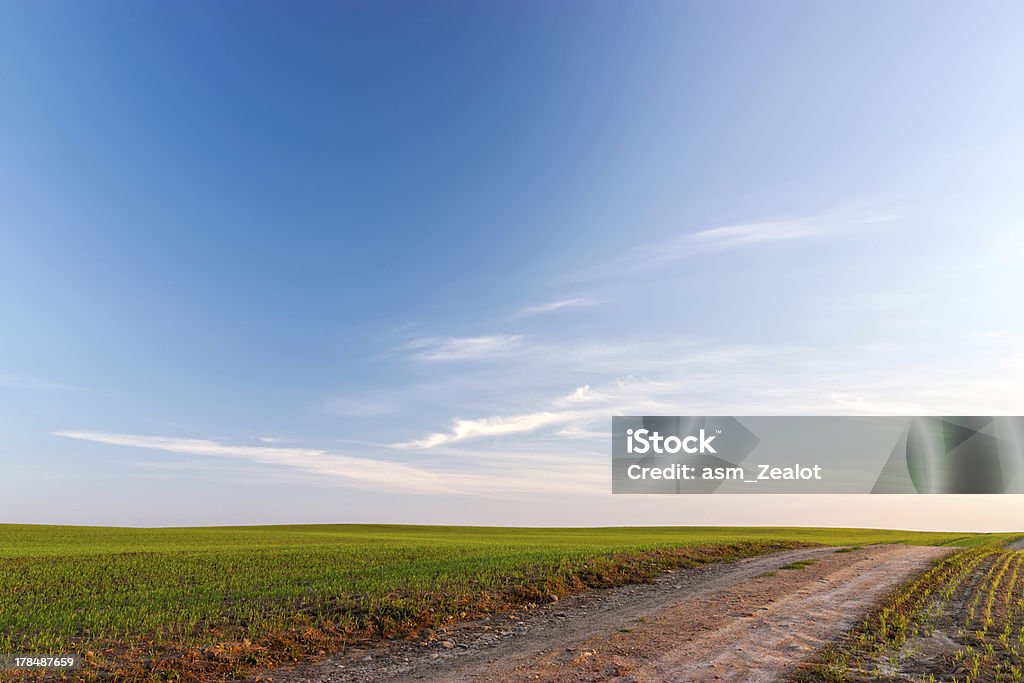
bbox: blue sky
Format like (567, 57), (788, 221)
(2, 1), (1022, 529)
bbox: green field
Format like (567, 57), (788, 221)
(0, 524), (1017, 680)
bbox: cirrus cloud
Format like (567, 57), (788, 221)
(406, 335), (523, 362)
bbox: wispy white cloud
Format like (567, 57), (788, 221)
(512, 297), (595, 319)
(387, 333), (1024, 454)
(54, 431), (461, 494)
(406, 334), (523, 362)
(566, 219), (819, 281)
(628, 219), (821, 269)
(54, 431), (607, 497)
(569, 211), (901, 282)
(392, 375), (682, 449)
(687, 220), (820, 249)
(388, 343), (792, 450)
(393, 411), (570, 449)
(686, 209), (900, 251)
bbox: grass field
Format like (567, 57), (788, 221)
(1, 524), (1017, 680)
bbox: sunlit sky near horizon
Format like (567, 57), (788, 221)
(2, 1), (1023, 530)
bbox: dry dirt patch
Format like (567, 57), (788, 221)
(263, 544), (949, 683)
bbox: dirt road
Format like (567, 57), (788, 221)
(265, 544), (949, 683)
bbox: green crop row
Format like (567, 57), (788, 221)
(797, 544), (1024, 683)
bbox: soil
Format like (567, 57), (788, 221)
(261, 544), (950, 683)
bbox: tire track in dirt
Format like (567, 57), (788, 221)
(265, 545), (949, 683)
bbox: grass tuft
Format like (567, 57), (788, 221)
(781, 559), (820, 570)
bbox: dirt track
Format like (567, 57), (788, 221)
(264, 544), (949, 683)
